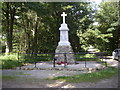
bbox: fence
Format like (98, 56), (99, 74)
(17, 52), (111, 69)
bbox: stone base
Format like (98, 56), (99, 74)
(55, 45), (75, 64)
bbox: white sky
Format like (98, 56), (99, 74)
(96, 0), (102, 4)
(92, 0), (102, 25)
(93, 0), (102, 5)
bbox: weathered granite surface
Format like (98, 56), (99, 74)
(55, 45), (75, 64)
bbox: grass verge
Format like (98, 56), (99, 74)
(0, 54), (52, 69)
(51, 67), (118, 83)
(2, 75), (18, 80)
(75, 54), (99, 61)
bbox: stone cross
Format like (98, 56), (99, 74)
(61, 12), (67, 24)
(55, 12), (75, 64)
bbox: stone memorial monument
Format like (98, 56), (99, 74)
(55, 12), (75, 64)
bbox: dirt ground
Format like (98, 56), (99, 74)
(2, 76), (118, 88)
(1, 59), (119, 89)
(2, 70), (119, 88)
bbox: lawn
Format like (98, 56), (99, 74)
(51, 67), (118, 83)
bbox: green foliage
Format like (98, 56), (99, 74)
(95, 2), (119, 51)
(0, 54), (18, 60)
(75, 54), (98, 61)
(2, 2), (94, 53)
(0, 54), (53, 69)
(21, 54), (52, 63)
(78, 28), (113, 51)
(2, 60), (19, 69)
(0, 54), (20, 69)
(24, 2), (49, 16)
(2, 2), (119, 54)
(77, 2), (119, 52)
(52, 67), (118, 83)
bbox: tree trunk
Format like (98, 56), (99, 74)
(9, 3), (16, 52)
(32, 17), (39, 55)
(25, 31), (31, 54)
(5, 2), (10, 54)
(5, 2), (16, 53)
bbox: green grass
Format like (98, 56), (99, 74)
(0, 54), (20, 69)
(2, 75), (18, 80)
(0, 54), (53, 69)
(2, 71), (31, 80)
(51, 67), (118, 83)
(75, 54), (99, 61)
(23, 55), (52, 62)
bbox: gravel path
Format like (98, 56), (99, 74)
(2, 76), (118, 88)
(2, 70), (86, 79)
(16, 61), (105, 71)
(2, 60), (119, 88)
(2, 69), (119, 88)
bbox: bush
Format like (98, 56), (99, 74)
(0, 53), (53, 69)
(0, 54), (20, 69)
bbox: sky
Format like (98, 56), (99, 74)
(92, 0), (102, 25)
(94, 0), (102, 5)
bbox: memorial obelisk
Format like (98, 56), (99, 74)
(55, 12), (75, 64)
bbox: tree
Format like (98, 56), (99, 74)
(2, 2), (96, 53)
(77, 2), (119, 52)
(17, 2), (49, 54)
(95, 2), (119, 51)
(2, 2), (17, 53)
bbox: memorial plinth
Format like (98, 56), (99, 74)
(55, 12), (75, 64)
